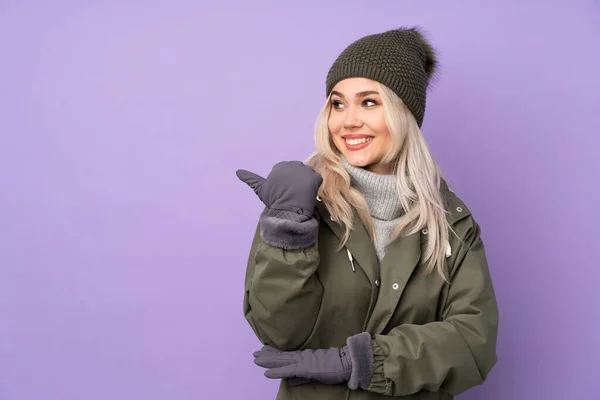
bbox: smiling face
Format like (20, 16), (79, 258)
(328, 77), (393, 174)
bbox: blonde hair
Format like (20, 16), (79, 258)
(305, 82), (452, 280)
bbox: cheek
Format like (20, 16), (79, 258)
(371, 114), (390, 139)
(328, 114), (343, 136)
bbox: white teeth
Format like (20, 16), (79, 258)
(345, 137), (373, 145)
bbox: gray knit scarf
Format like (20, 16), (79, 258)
(342, 157), (403, 261)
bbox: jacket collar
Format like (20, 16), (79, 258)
(314, 179), (472, 334)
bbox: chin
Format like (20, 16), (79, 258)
(344, 153), (373, 168)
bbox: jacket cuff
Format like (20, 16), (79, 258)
(259, 209), (319, 250)
(346, 332), (374, 390)
(364, 340), (389, 394)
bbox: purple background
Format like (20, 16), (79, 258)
(1, 1), (599, 399)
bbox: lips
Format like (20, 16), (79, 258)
(343, 134), (374, 151)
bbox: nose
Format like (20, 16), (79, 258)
(343, 107), (363, 129)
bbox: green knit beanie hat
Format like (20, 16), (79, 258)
(325, 27), (438, 127)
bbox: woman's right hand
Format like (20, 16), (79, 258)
(236, 161), (322, 217)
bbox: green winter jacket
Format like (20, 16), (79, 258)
(242, 186), (499, 399)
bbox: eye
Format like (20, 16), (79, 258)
(363, 98), (378, 107)
(331, 99), (344, 109)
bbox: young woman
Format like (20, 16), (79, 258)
(236, 27), (499, 400)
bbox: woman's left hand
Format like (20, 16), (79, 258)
(252, 332), (374, 389)
(253, 345), (352, 385)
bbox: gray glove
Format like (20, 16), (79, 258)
(253, 345), (351, 385)
(253, 332), (374, 390)
(236, 161), (322, 217)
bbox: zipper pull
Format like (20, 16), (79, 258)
(346, 248), (356, 272)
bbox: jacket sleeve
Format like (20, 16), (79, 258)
(362, 217), (499, 397)
(243, 208), (323, 351)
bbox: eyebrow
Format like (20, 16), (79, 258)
(331, 90), (379, 98)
